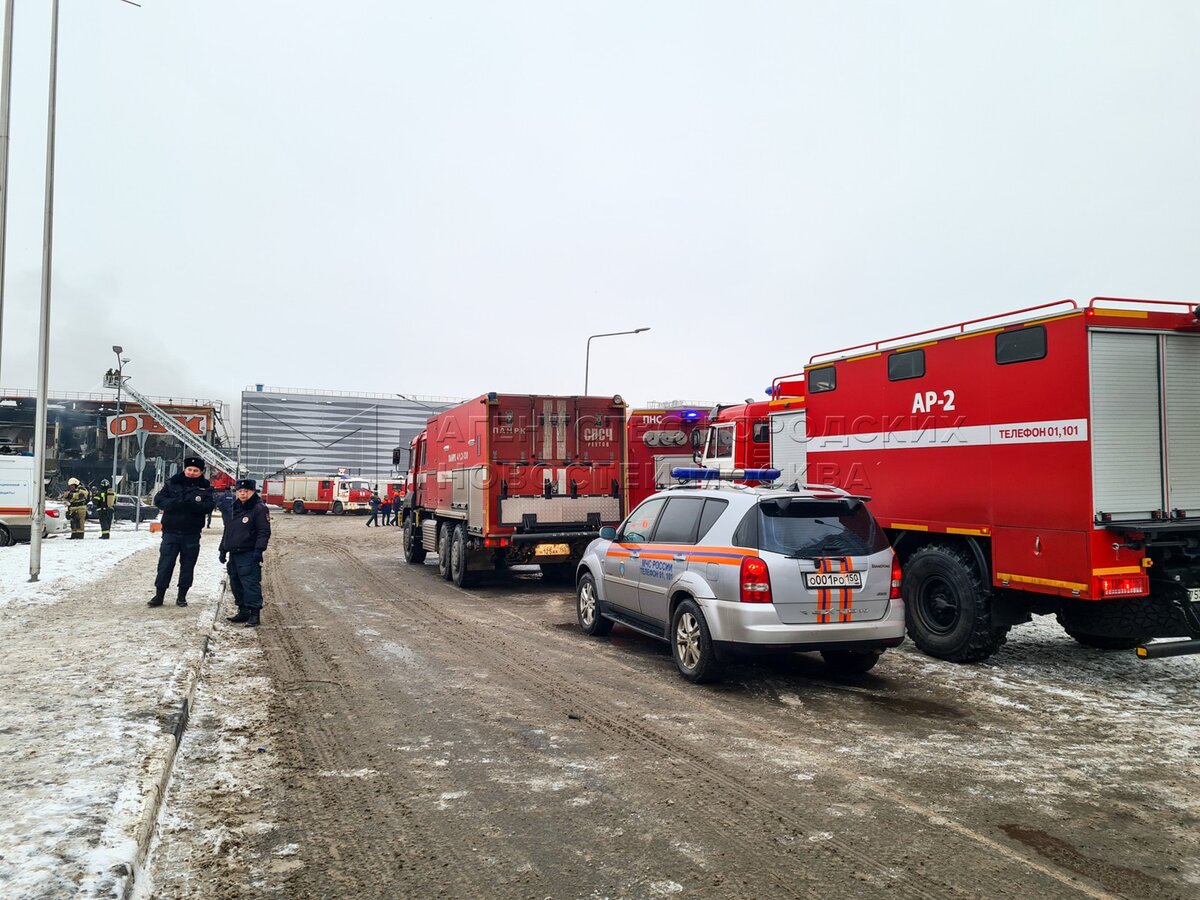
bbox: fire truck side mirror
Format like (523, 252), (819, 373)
(690, 430), (704, 451)
(392, 447), (402, 466)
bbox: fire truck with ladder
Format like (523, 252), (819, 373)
(262, 473), (373, 515)
(756, 297), (1200, 661)
(403, 393), (627, 587)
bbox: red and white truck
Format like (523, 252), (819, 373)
(624, 406), (710, 509)
(698, 390), (806, 484)
(262, 474), (374, 515)
(403, 393), (627, 587)
(790, 298), (1200, 660)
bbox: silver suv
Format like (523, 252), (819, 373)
(575, 477), (905, 682)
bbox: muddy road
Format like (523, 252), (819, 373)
(146, 514), (1200, 899)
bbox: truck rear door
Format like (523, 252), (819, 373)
(1091, 331), (1200, 519)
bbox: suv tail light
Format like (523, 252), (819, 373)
(890, 555), (902, 600)
(740, 556), (772, 603)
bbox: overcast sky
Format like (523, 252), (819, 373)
(0, 1), (1196, 423)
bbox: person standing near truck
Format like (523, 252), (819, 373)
(220, 479), (272, 628)
(366, 490), (381, 526)
(63, 478), (90, 540)
(92, 479), (116, 539)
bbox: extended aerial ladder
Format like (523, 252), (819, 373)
(103, 371), (245, 478)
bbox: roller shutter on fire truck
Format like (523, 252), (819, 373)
(1090, 330), (1200, 521)
(1164, 334), (1200, 516)
(769, 409), (807, 485)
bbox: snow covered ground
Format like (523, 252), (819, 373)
(0, 520), (228, 899)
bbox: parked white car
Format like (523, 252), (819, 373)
(43, 500), (70, 537)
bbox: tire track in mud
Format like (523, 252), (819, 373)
(316, 540), (1119, 900)
(258, 550), (431, 897)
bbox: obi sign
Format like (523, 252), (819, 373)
(107, 414), (208, 437)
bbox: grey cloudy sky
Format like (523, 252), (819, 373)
(0, 1), (1196, 418)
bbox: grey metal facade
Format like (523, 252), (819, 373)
(239, 387), (458, 485)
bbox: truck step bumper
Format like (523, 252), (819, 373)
(1136, 638), (1200, 660)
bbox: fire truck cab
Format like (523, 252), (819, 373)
(697, 388), (807, 485)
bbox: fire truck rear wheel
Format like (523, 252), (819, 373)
(903, 543), (1008, 663)
(403, 520), (427, 564)
(293, 501), (306, 515)
(436, 525), (452, 580)
(450, 524), (477, 588)
(0, 525), (11, 547)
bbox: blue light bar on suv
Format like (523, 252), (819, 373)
(671, 468), (780, 482)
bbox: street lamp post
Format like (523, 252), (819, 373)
(110, 346), (126, 488)
(584, 327), (649, 394)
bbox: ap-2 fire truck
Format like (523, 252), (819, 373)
(403, 393), (627, 587)
(701, 298), (1200, 661)
(262, 474), (373, 515)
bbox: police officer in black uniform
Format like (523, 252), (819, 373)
(220, 478), (272, 627)
(150, 457), (215, 607)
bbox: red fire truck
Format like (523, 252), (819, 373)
(403, 393), (627, 587)
(624, 406), (710, 508)
(698, 391), (807, 484)
(795, 298), (1200, 661)
(262, 474), (374, 515)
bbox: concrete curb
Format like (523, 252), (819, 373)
(121, 578), (228, 900)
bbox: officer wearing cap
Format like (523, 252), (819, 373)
(220, 478), (272, 627)
(149, 456), (215, 608)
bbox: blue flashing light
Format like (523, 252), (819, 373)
(670, 467), (781, 482)
(681, 410), (701, 421)
(671, 467), (721, 480)
(742, 468), (781, 481)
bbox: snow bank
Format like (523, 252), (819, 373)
(0, 522), (227, 898)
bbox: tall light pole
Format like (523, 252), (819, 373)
(29, 0), (61, 582)
(0, 0), (15, 385)
(110, 346), (126, 488)
(584, 327), (649, 395)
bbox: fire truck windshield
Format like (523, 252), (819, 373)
(346, 480), (369, 490)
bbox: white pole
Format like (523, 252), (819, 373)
(30, 0), (60, 581)
(0, 0), (15, 383)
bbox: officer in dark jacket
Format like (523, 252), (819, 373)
(220, 478), (272, 627)
(150, 457), (215, 608)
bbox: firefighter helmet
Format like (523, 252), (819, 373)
(68, 477), (80, 486)
(100, 479), (111, 488)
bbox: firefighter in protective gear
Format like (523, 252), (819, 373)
(64, 478), (90, 539)
(93, 479), (116, 539)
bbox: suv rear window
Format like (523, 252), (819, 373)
(756, 499), (888, 557)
